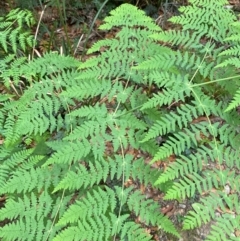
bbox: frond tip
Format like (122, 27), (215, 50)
(225, 88), (240, 112)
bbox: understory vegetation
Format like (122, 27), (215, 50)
(0, 0), (240, 240)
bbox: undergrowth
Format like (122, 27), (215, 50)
(0, 0), (240, 240)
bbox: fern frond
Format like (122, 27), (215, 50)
(54, 187), (116, 241)
(21, 52), (79, 81)
(135, 52), (176, 71)
(55, 213), (131, 241)
(1, 55), (80, 138)
(69, 103), (107, 119)
(165, 167), (238, 200)
(57, 187), (116, 225)
(62, 78), (111, 100)
(1, 167), (53, 194)
(151, 30), (202, 49)
(216, 57), (240, 68)
(127, 190), (179, 237)
(163, 172), (212, 200)
(142, 103), (201, 142)
(120, 221), (152, 241)
(219, 46), (240, 56)
(53, 158), (110, 192)
(0, 193), (67, 241)
(99, 3), (159, 31)
(206, 214), (240, 241)
(155, 154), (204, 185)
(0, 8), (35, 53)
(6, 8), (35, 28)
(223, 88), (240, 112)
(44, 140), (91, 165)
(170, 0), (236, 42)
(141, 85), (190, 110)
(0, 55), (27, 86)
(152, 128), (200, 161)
(132, 158), (160, 185)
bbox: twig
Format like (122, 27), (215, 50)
(32, 5), (47, 59)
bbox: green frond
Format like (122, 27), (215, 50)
(55, 213), (133, 241)
(87, 39), (119, 54)
(169, 0), (236, 42)
(69, 103), (107, 118)
(222, 21), (240, 41)
(141, 87), (189, 110)
(142, 103), (201, 142)
(216, 21), (240, 70)
(0, 8), (35, 53)
(21, 52), (79, 81)
(163, 172), (209, 200)
(6, 8), (35, 28)
(183, 192), (240, 240)
(224, 88), (240, 112)
(0, 165), (9, 189)
(54, 187), (116, 241)
(219, 46), (240, 56)
(108, 154), (133, 181)
(1, 55), (80, 138)
(152, 128), (200, 161)
(2, 113), (21, 146)
(44, 140), (91, 165)
(135, 52), (176, 71)
(120, 221), (152, 241)
(127, 190), (160, 224)
(54, 216), (113, 241)
(53, 158), (110, 192)
(0, 55), (27, 86)
(206, 215), (240, 241)
(151, 30), (202, 49)
(0, 193), (66, 241)
(99, 3), (160, 30)
(57, 187), (116, 226)
(164, 167), (237, 200)
(155, 154), (204, 185)
(64, 120), (107, 141)
(221, 146), (240, 169)
(63, 78), (111, 100)
(127, 190), (179, 237)
(0, 29), (10, 52)
(132, 158), (160, 185)
(1, 167), (53, 194)
(216, 57), (240, 68)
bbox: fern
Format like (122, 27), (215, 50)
(216, 21), (240, 112)
(0, 8), (34, 53)
(0, 5), (178, 241)
(1, 1), (240, 241)
(138, 0), (240, 240)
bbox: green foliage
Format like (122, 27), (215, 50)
(0, 1), (240, 241)
(216, 20), (240, 112)
(138, 0), (240, 239)
(0, 8), (35, 53)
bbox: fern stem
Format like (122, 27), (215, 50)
(113, 130), (126, 241)
(112, 65), (134, 240)
(44, 58), (73, 241)
(191, 88), (224, 186)
(189, 40), (212, 84)
(191, 75), (240, 88)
